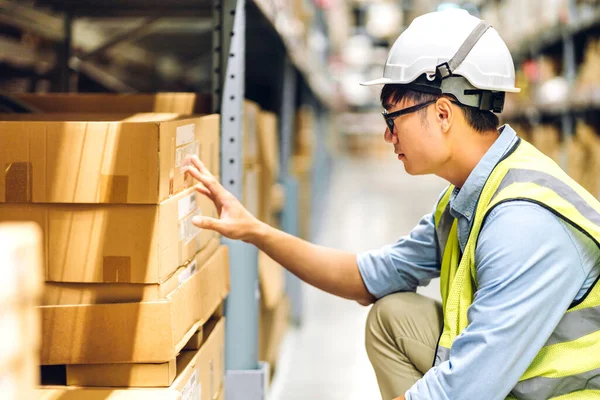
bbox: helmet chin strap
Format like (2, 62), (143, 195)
(436, 20), (492, 80)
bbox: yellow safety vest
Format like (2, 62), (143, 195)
(434, 137), (600, 399)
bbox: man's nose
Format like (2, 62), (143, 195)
(384, 127), (398, 144)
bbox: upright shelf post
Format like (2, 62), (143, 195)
(215, 0), (267, 397)
(279, 57), (304, 326)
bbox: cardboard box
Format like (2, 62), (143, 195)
(42, 237), (221, 305)
(0, 113), (219, 204)
(244, 101), (261, 165)
(257, 111), (279, 179)
(243, 165), (261, 217)
(294, 106), (314, 157)
(37, 318), (225, 399)
(0, 222), (44, 304)
(0, 187), (217, 284)
(10, 93), (211, 115)
(291, 154), (312, 240)
(531, 124), (561, 164)
(40, 246), (229, 365)
(259, 296), (289, 367)
(198, 318), (226, 400)
(258, 251), (285, 310)
(257, 111), (280, 224)
(63, 317), (225, 388)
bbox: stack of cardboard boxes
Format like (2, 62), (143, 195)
(242, 100), (290, 376)
(292, 105), (315, 241)
(0, 223), (43, 400)
(0, 94), (229, 399)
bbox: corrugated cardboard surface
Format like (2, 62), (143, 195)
(43, 237), (221, 305)
(198, 318), (226, 400)
(66, 358), (177, 387)
(257, 111), (280, 224)
(36, 318), (225, 399)
(291, 154), (312, 240)
(0, 222), (44, 304)
(40, 246), (229, 365)
(0, 187), (217, 284)
(12, 93), (211, 115)
(258, 251), (285, 310)
(259, 296), (290, 367)
(243, 165), (261, 217)
(0, 113), (219, 204)
(244, 100), (260, 165)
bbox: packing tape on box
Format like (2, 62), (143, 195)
(100, 174), (129, 203)
(4, 162), (32, 202)
(103, 256), (132, 283)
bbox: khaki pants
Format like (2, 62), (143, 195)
(365, 292), (444, 400)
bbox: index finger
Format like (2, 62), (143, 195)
(184, 164), (227, 199)
(185, 155), (212, 177)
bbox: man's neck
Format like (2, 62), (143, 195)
(437, 129), (499, 188)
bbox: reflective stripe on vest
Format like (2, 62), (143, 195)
(433, 138), (600, 398)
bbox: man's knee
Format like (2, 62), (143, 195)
(365, 292), (415, 357)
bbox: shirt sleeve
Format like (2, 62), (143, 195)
(356, 203), (441, 299)
(406, 201), (588, 400)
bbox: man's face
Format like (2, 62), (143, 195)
(383, 97), (449, 175)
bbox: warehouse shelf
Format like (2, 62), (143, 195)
(502, 90), (600, 121)
(252, 0), (337, 110)
(509, 8), (600, 63)
(0, 0), (337, 397)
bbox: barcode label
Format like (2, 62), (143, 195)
(178, 259), (198, 286)
(181, 370), (198, 400)
(176, 141), (199, 169)
(176, 124), (195, 147)
(179, 211), (202, 245)
(178, 192), (197, 220)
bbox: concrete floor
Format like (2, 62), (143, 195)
(270, 153), (447, 400)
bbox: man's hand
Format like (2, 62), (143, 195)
(183, 155), (263, 242)
(393, 395), (406, 400)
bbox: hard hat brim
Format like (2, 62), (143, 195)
(360, 77), (393, 86)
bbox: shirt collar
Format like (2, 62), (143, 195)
(449, 124), (518, 221)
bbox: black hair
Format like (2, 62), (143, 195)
(380, 84), (500, 133)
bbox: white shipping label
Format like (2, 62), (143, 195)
(176, 141), (199, 169)
(178, 259), (198, 286)
(179, 211), (202, 245)
(178, 193), (198, 220)
(176, 124), (196, 147)
(181, 370), (198, 400)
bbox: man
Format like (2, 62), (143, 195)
(185, 9), (600, 400)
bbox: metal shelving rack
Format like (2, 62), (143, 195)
(0, 0), (336, 398)
(494, 2), (600, 128)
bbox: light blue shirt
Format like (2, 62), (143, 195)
(357, 125), (600, 400)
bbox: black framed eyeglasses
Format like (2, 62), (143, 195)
(382, 100), (437, 133)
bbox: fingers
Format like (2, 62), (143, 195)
(192, 215), (224, 234)
(186, 155), (211, 176)
(194, 183), (213, 199)
(184, 163), (224, 196)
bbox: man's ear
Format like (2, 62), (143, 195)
(435, 97), (454, 133)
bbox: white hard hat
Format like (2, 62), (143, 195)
(362, 9), (520, 112)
